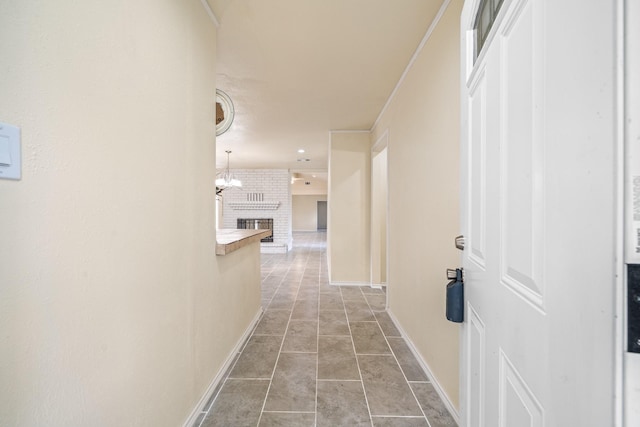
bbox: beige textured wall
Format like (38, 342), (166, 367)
(0, 1), (261, 426)
(293, 195), (327, 231)
(371, 0), (463, 409)
(328, 132), (371, 284)
(291, 177), (328, 195)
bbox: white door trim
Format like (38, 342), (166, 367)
(622, 0), (640, 425)
(614, 0), (625, 425)
(370, 129), (389, 295)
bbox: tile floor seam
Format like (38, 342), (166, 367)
(196, 338), (252, 425)
(257, 236), (313, 426)
(255, 276), (296, 425)
(200, 233), (456, 427)
(316, 245), (324, 427)
(367, 294), (433, 427)
(343, 286), (375, 427)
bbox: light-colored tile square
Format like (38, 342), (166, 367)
(291, 298), (319, 320)
(388, 337), (428, 381)
(319, 310), (350, 336)
(358, 355), (423, 416)
(229, 335), (282, 379)
(202, 379), (269, 427)
(254, 310), (291, 336)
(410, 382), (457, 427)
(264, 353), (317, 412)
(365, 294), (387, 312)
(374, 312), (401, 337)
(345, 300), (376, 322)
(350, 322), (390, 354)
(317, 381), (371, 427)
(282, 320), (318, 352)
(318, 336), (359, 380)
(371, 416), (429, 426)
(320, 293), (344, 311)
(259, 412), (315, 426)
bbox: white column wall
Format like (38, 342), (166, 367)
(328, 132), (371, 284)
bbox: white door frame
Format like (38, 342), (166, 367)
(370, 129), (390, 294)
(622, 0), (640, 425)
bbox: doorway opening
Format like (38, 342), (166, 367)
(371, 134), (388, 288)
(317, 201), (327, 230)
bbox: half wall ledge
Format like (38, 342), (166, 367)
(216, 229), (272, 255)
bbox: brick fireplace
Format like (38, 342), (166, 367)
(237, 218), (274, 242)
(220, 169), (292, 253)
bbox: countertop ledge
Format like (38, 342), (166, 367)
(216, 229), (272, 256)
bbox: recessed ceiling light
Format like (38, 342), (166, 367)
(297, 149), (305, 153)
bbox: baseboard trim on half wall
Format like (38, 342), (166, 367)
(387, 309), (460, 425)
(182, 308), (263, 427)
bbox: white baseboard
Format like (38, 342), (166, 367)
(182, 308), (263, 427)
(370, 283), (386, 290)
(387, 309), (460, 425)
(330, 281), (373, 287)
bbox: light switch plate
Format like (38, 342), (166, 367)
(0, 122), (21, 180)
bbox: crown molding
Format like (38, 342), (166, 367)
(329, 129), (371, 134)
(199, 0), (220, 28)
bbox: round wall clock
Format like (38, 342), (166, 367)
(215, 89), (234, 136)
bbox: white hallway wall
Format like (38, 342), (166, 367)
(0, 1), (261, 426)
(328, 132), (371, 285)
(293, 195), (327, 231)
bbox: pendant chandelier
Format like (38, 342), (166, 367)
(215, 150), (242, 192)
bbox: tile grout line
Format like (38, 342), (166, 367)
(201, 233), (452, 427)
(255, 251), (295, 426)
(343, 286), (375, 427)
(314, 231), (323, 427)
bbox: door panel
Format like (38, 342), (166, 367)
(499, 350), (544, 427)
(499, 0), (545, 309)
(466, 304), (485, 427)
(468, 69), (487, 269)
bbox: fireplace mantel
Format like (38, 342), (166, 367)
(228, 201), (280, 210)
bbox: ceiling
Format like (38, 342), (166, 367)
(208, 0), (445, 178)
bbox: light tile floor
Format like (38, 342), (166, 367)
(196, 232), (457, 427)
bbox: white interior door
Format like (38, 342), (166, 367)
(460, 1), (618, 426)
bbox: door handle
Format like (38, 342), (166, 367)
(455, 235), (465, 251)
(446, 268), (464, 323)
